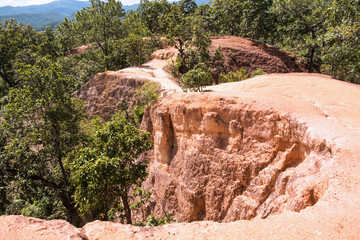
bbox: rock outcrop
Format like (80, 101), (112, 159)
(74, 48), (181, 120)
(0, 215), (87, 240)
(74, 70), (147, 120)
(209, 36), (315, 75)
(142, 75), (335, 222)
(136, 73), (360, 239)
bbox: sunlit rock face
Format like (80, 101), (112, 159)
(142, 88), (331, 222)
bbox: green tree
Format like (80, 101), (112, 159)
(56, 18), (79, 55)
(126, 33), (147, 67)
(272, 0), (331, 64)
(38, 26), (59, 59)
(211, 0), (274, 40)
(57, 56), (102, 90)
(71, 112), (152, 224)
(190, 16), (212, 64)
(162, 3), (194, 73)
(320, 0), (360, 83)
(0, 19), (38, 94)
(194, 3), (214, 34)
(179, 0), (198, 14)
(211, 0), (243, 35)
(162, 1), (212, 75)
(209, 46), (225, 84)
(138, 0), (171, 35)
(241, 0), (275, 40)
(181, 62), (212, 91)
(0, 57), (85, 226)
(180, 16), (212, 79)
(73, 0), (125, 68)
(122, 11), (150, 37)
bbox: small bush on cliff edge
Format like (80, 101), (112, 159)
(251, 68), (267, 78)
(219, 69), (249, 83)
(145, 212), (177, 226)
(181, 63), (212, 92)
(133, 212), (177, 227)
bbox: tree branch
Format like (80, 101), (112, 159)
(5, 168), (60, 190)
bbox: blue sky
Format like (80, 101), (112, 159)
(0, 0), (141, 7)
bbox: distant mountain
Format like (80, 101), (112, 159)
(0, 0), (90, 16)
(0, 11), (67, 30)
(0, 0), (211, 30)
(0, 0), (140, 30)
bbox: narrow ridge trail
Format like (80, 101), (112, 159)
(74, 47), (182, 120)
(120, 48), (182, 94)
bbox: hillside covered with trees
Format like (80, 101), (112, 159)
(0, 0), (359, 227)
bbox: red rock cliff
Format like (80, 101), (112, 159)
(142, 76), (335, 222)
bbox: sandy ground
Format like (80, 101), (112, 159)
(118, 48), (182, 94)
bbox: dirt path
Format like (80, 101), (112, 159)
(120, 48), (182, 94)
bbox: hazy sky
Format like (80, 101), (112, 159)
(0, 0), (142, 7)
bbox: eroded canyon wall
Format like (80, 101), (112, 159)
(141, 93), (332, 222)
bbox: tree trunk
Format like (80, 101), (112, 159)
(177, 39), (187, 74)
(309, 30), (316, 64)
(59, 192), (83, 227)
(309, 46), (315, 65)
(121, 194), (132, 225)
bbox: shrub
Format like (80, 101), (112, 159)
(180, 62), (212, 92)
(219, 69), (249, 83)
(251, 68), (266, 78)
(145, 212), (177, 226)
(134, 82), (160, 124)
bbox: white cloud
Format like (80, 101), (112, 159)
(120, 0), (141, 5)
(0, 0), (143, 7)
(0, 0), (55, 7)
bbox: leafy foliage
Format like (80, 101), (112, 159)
(219, 69), (249, 83)
(72, 0), (124, 69)
(251, 68), (267, 78)
(211, 0), (275, 41)
(0, 57), (85, 226)
(271, 0), (330, 64)
(0, 19), (38, 93)
(138, 0), (171, 35)
(71, 112), (152, 224)
(162, 1), (196, 74)
(181, 62), (212, 91)
(320, 0), (360, 83)
(145, 212), (177, 226)
(134, 82), (160, 124)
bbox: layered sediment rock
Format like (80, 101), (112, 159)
(142, 92), (332, 222)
